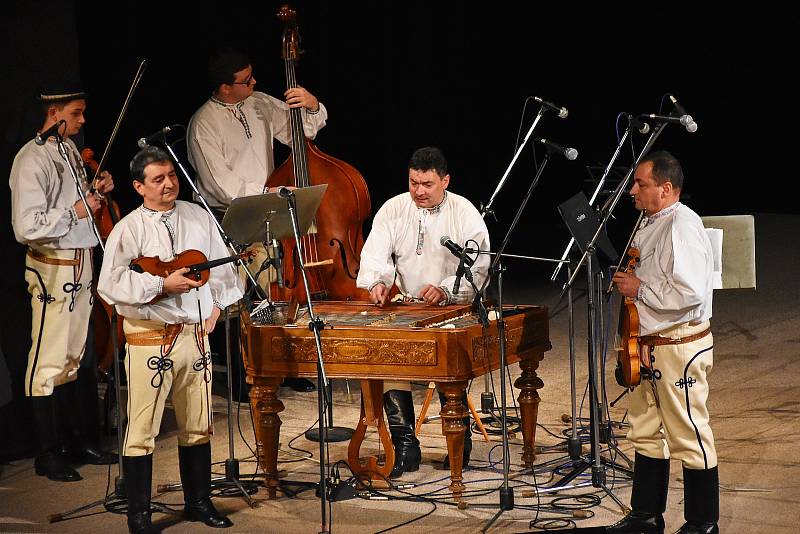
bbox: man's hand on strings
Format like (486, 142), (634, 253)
(369, 283), (389, 307)
(95, 170), (115, 194)
(285, 86), (319, 112)
(612, 271), (641, 299)
(419, 284), (446, 306)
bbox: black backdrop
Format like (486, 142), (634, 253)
(0, 1), (791, 456)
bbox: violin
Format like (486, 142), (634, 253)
(615, 246), (649, 388)
(130, 249), (253, 303)
(81, 147), (122, 240)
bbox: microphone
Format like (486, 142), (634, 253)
(276, 186), (294, 198)
(534, 138), (579, 160)
(668, 94), (688, 116)
(453, 255), (465, 294)
(137, 125), (180, 148)
(440, 236), (475, 267)
(626, 113), (650, 134)
(534, 96), (568, 118)
(642, 113), (698, 133)
(35, 120), (66, 146)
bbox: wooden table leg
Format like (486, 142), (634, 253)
(437, 380), (469, 500)
(249, 377), (284, 499)
(347, 379), (394, 483)
(515, 352), (545, 467)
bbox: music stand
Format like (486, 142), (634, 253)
(222, 186), (325, 246)
(224, 186), (354, 444)
(226, 185), (339, 532)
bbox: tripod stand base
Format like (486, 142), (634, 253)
(305, 426), (355, 443)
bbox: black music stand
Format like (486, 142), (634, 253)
(224, 187), (355, 442)
(533, 192), (630, 510)
(225, 185), (343, 532)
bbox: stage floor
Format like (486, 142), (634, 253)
(1, 214), (798, 533)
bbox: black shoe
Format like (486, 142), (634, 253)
(123, 454), (157, 534)
(673, 523), (718, 534)
(390, 446), (422, 479)
(179, 443), (233, 528)
(185, 497), (234, 528)
(282, 377), (316, 392)
(383, 389), (422, 479)
(34, 451), (82, 482)
(67, 445), (118, 465)
(127, 511), (159, 534)
(606, 510), (665, 534)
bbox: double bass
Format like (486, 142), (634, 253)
(266, 5), (371, 303)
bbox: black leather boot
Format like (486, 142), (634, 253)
(178, 443), (233, 528)
(383, 389), (421, 478)
(607, 452), (670, 533)
(439, 391), (472, 470)
(123, 454), (158, 534)
(674, 466), (719, 534)
(31, 393), (81, 482)
(282, 377), (316, 392)
(60, 372), (117, 465)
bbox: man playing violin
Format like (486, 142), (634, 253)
(98, 147), (242, 533)
(610, 151), (718, 534)
(355, 147), (491, 477)
(186, 47), (325, 393)
(9, 85), (117, 483)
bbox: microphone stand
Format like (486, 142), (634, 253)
(154, 137), (260, 506)
(278, 188), (332, 534)
(535, 122), (669, 509)
(477, 104), (548, 425)
(550, 128), (630, 282)
(49, 135), (154, 522)
(55, 135), (105, 253)
(478, 152), (556, 532)
(542, 123), (634, 471)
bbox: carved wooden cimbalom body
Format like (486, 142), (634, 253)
(241, 301), (550, 499)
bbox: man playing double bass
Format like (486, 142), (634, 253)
(98, 147), (242, 533)
(9, 85), (117, 483)
(186, 47), (325, 393)
(610, 151), (719, 534)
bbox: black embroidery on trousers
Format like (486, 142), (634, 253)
(649, 350), (663, 380)
(147, 354), (174, 388)
(62, 281), (83, 312)
(25, 267), (49, 396)
(675, 376), (697, 389)
(682, 344), (714, 470)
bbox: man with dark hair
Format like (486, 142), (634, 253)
(356, 146), (490, 477)
(186, 48), (325, 392)
(9, 86), (117, 482)
(610, 150), (719, 534)
(187, 48), (325, 212)
(98, 147), (242, 533)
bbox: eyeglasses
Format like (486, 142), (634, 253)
(231, 74), (254, 86)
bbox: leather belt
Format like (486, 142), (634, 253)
(27, 248), (80, 267)
(639, 327), (711, 347)
(125, 324), (184, 346)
